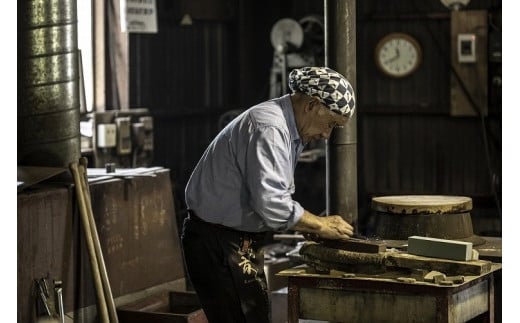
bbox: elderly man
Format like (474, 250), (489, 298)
(182, 67), (356, 323)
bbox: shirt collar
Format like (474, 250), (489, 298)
(280, 94), (301, 143)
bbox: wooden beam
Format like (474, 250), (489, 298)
(384, 252), (490, 276)
(300, 242), (492, 276)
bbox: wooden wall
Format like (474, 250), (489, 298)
(356, 0), (502, 234)
(128, 0), (325, 212)
(127, 0), (502, 235)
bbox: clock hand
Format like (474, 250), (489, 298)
(384, 55), (399, 64)
(384, 47), (401, 64)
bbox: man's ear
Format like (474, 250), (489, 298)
(306, 97), (320, 112)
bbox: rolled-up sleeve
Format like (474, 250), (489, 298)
(246, 126), (304, 231)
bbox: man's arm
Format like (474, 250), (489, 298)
(291, 209), (353, 241)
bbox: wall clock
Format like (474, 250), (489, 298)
(375, 33), (422, 78)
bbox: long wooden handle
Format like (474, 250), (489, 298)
(69, 162), (109, 323)
(78, 158), (119, 323)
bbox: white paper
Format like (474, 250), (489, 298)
(121, 0), (158, 33)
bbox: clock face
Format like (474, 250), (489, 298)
(375, 33), (422, 78)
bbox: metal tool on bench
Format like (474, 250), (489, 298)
(35, 278), (60, 323)
(36, 278), (53, 318)
(317, 236), (387, 254)
(54, 280), (65, 323)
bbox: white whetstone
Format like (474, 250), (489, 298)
(407, 236), (473, 261)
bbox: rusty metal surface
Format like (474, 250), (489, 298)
(19, 0), (80, 168)
(23, 0), (76, 27)
(325, 0), (358, 228)
(89, 170), (185, 298)
(18, 170), (185, 323)
(22, 81), (79, 116)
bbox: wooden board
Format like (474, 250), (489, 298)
(292, 277), (490, 323)
(299, 242), (492, 276)
(384, 252), (491, 276)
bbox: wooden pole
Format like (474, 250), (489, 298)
(69, 162), (109, 322)
(78, 157), (120, 323)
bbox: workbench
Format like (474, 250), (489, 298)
(278, 263), (501, 323)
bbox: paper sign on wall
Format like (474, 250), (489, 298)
(121, 0), (158, 33)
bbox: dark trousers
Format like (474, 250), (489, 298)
(181, 212), (270, 323)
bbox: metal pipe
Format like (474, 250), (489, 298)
(325, 0), (358, 230)
(54, 280), (65, 323)
(324, 0), (330, 217)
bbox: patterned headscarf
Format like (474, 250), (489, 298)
(288, 67), (355, 118)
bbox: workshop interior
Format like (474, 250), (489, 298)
(17, 0), (503, 322)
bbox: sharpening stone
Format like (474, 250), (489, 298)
(407, 236), (473, 261)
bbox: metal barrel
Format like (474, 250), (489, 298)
(19, 0), (80, 167)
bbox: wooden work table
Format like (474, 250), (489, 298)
(278, 263), (501, 323)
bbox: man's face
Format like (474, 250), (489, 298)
(297, 97), (349, 144)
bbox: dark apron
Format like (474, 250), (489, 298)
(181, 210), (270, 323)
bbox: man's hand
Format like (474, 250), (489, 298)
(315, 214), (354, 240)
(292, 210), (353, 241)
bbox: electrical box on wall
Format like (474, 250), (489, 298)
(450, 10), (488, 117)
(97, 124), (117, 148)
(457, 34), (476, 63)
(115, 117), (132, 155)
(80, 108), (154, 168)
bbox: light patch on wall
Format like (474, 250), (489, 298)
(120, 0), (158, 33)
(180, 14), (193, 26)
(77, 0), (94, 112)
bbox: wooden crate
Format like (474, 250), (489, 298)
(117, 290), (207, 323)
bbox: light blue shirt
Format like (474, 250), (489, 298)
(185, 94), (305, 232)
